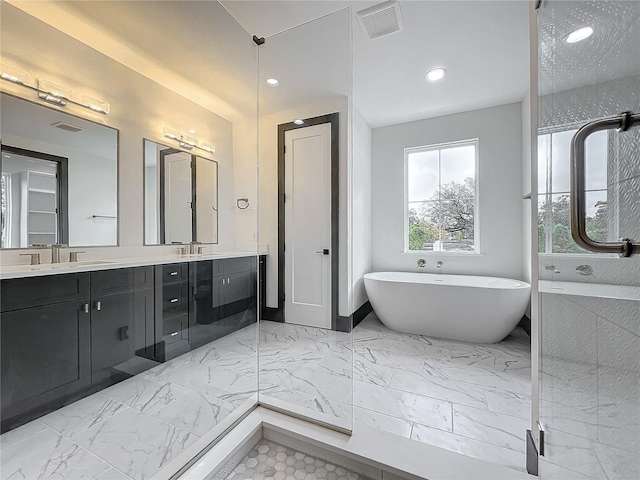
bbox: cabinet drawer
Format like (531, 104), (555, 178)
(91, 267), (153, 296)
(161, 263), (188, 284)
(1, 273), (90, 312)
(161, 282), (189, 316)
(162, 315), (188, 344)
(223, 256), (254, 275)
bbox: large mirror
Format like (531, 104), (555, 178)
(0, 93), (118, 248)
(144, 139), (218, 245)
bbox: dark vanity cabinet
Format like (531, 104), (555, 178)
(0, 255), (261, 431)
(90, 267), (155, 382)
(1, 273), (91, 431)
(190, 261), (225, 349)
(155, 257), (259, 358)
(216, 256), (258, 333)
(0, 267), (155, 431)
(154, 263), (191, 360)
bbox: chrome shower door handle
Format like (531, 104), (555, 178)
(571, 111), (640, 257)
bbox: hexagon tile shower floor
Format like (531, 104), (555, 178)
(225, 440), (366, 480)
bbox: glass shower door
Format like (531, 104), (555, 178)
(536, 1), (639, 478)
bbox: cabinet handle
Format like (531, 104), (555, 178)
(95, 301), (102, 311)
(170, 271), (178, 276)
(170, 332), (178, 336)
(83, 303), (90, 314)
(118, 326), (129, 340)
(222, 278), (226, 285)
(170, 298), (179, 303)
(228, 277), (230, 283)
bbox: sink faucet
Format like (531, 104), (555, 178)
(436, 261), (443, 269)
(189, 241), (202, 255)
(51, 244), (66, 264)
(416, 258), (426, 268)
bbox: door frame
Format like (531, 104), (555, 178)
(276, 113), (339, 330)
(0, 144), (69, 246)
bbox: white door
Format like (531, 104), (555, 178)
(284, 123), (331, 329)
(195, 156), (218, 243)
(164, 151), (192, 244)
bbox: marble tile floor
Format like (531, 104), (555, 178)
(0, 321), (260, 480)
(1, 313), (531, 479)
(225, 439), (364, 480)
(259, 314), (532, 473)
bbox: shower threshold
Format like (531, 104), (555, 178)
(174, 407), (535, 480)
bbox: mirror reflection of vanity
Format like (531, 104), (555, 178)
(0, 93), (118, 248)
(144, 139), (218, 246)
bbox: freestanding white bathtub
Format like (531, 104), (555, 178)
(363, 272), (531, 343)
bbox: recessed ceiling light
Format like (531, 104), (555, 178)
(426, 68), (446, 82)
(188, 129), (196, 134)
(566, 26), (593, 43)
(294, 119), (304, 125)
(266, 78), (279, 86)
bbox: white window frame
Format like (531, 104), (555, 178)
(403, 138), (480, 255)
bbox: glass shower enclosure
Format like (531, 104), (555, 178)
(535, 1), (639, 478)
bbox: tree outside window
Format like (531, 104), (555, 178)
(537, 128), (610, 254)
(406, 140), (478, 253)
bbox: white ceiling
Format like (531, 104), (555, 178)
(39, 1), (530, 129)
(223, 0), (531, 127)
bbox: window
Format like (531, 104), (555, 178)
(405, 139), (478, 253)
(538, 128), (609, 254)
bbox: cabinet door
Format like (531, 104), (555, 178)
(132, 288), (155, 360)
(91, 292), (135, 372)
(1, 301), (90, 421)
(190, 276), (225, 349)
(212, 276), (225, 309)
(225, 271), (250, 305)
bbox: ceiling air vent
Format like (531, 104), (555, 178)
(357, 1), (403, 40)
(51, 121), (83, 133)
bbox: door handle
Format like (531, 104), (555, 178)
(570, 111), (640, 257)
(95, 301), (102, 311)
(315, 249), (330, 255)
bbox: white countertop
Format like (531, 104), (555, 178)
(0, 251), (267, 280)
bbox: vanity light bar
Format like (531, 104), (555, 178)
(0, 63), (110, 115)
(163, 127), (216, 155)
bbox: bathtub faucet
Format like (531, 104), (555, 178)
(576, 264), (593, 276)
(416, 258), (426, 268)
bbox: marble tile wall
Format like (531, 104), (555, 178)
(537, 1), (639, 478)
(539, 293), (639, 479)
